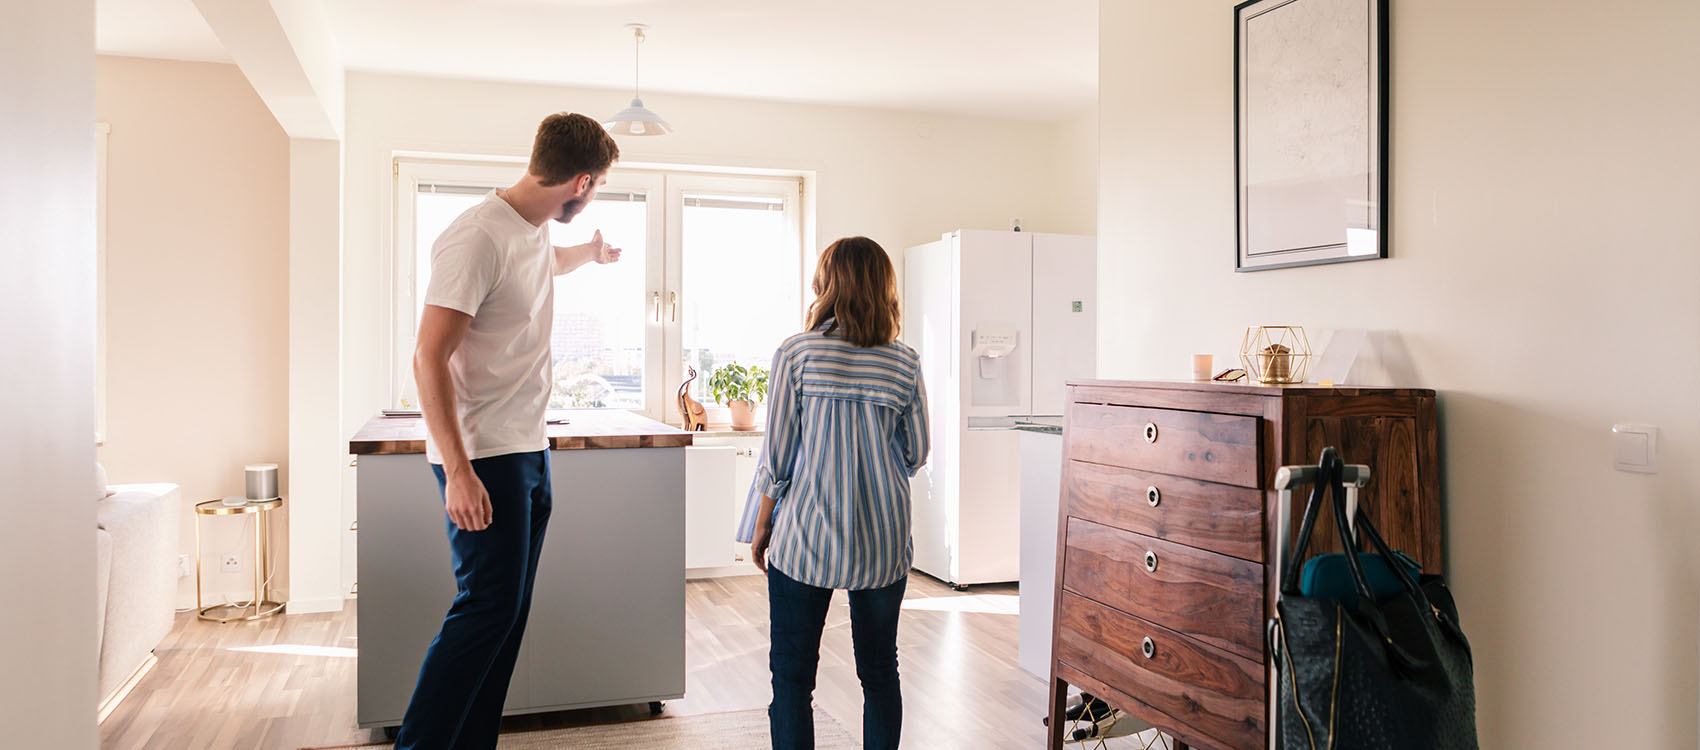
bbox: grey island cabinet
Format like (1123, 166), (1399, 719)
(350, 410), (694, 730)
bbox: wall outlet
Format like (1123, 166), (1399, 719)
(222, 554), (241, 573)
(178, 553), (191, 579)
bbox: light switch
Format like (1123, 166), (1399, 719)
(1612, 424), (1658, 474)
(1614, 432), (1647, 465)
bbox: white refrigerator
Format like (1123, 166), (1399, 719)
(902, 229), (1096, 588)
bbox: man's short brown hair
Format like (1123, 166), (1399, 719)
(529, 112), (620, 186)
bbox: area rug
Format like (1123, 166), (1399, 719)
(301, 709), (857, 749)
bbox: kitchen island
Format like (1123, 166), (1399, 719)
(350, 410), (692, 731)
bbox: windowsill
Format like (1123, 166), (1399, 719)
(686, 423), (765, 438)
(691, 405), (766, 437)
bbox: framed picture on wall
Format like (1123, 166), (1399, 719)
(1235, 0), (1388, 272)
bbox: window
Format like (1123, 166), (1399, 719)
(672, 176), (804, 407)
(393, 160), (805, 425)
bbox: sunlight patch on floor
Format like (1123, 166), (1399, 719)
(901, 593), (1019, 615)
(228, 644), (359, 659)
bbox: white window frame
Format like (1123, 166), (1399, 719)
(391, 159), (805, 425)
(664, 172), (806, 423)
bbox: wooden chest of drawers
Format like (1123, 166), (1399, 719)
(1046, 380), (1441, 750)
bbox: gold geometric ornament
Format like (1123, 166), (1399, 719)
(1240, 325), (1312, 384)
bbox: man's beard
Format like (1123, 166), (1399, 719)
(555, 197), (589, 224)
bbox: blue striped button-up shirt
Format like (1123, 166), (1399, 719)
(734, 323), (930, 591)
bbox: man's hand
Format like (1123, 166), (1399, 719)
(443, 467), (493, 532)
(751, 521), (772, 573)
(588, 230), (622, 265)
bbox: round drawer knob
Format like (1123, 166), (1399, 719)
(1146, 485), (1161, 507)
(1142, 636), (1155, 659)
(1145, 550), (1158, 572)
(1143, 422), (1159, 443)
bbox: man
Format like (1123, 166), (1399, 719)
(395, 112), (621, 750)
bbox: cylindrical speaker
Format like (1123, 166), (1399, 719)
(246, 463), (279, 500)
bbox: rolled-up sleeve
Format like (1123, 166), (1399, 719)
(897, 373), (930, 476)
(735, 345), (801, 542)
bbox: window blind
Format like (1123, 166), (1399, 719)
(682, 194), (784, 211)
(416, 183), (647, 203)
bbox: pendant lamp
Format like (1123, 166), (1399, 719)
(603, 24), (673, 136)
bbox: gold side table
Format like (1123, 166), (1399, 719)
(194, 497), (286, 622)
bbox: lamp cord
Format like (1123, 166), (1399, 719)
(633, 28), (643, 100)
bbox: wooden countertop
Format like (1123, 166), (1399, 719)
(349, 410), (694, 455)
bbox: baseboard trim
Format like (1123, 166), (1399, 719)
(286, 596), (347, 615)
(98, 652), (157, 724)
(178, 591), (289, 612)
(686, 561), (762, 580)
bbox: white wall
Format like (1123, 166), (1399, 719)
(95, 56), (293, 607)
(288, 136), (347, 613)
(336, 72), (1098, 590)
(0, 2), (100, 746)
(1098, 1), (1700, 747)
(1052, 108), (1099, 239)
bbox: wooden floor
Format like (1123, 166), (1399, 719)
(100, 574), (1058, 749)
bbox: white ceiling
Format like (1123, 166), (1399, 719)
(96, 0), (231, 63)
(95, 0), (1098, 121)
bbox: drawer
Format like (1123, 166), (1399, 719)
(1064, 461), (1264, 562)
(1056, 593), (1265, 750)
(1067, 403), (1259, 488)
(1062, 518), (1264, 661)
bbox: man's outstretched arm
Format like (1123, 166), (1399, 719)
(553, 229), (622, 275)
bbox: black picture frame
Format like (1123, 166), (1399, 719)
(1234, 0), (1389, 272)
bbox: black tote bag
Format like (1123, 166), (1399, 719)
(1272, 448), (1478, 750)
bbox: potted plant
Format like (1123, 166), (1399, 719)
(707, 363), (769, 431)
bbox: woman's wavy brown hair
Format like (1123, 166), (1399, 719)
(805, 236), (901, 347)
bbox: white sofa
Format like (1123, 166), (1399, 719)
(95, 483), (179, 708)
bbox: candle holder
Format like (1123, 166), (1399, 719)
(1240, 326), (1312, 384)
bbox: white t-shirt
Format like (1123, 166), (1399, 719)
(422, 191), (554, 465)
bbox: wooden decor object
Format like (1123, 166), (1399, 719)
(678, 367), (708, 432)
(1046, 379), (1442, 750)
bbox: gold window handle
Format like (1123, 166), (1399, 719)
(669, 291), (678, 322)
(652, 291), (662, 323)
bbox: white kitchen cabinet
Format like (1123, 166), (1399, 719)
(685, 446), (736, 569)
(685, 433), (763, 576)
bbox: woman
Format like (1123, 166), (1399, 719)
(736, 236), (930, 750)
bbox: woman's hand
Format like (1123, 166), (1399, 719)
(751, 521), (772, 573)
(750, 493), (779, 572)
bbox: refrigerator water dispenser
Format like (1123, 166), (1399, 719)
(971, 326), (1020, 406)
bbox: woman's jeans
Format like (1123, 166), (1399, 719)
(767, 565), (907, 750)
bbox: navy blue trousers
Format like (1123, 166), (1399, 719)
(767, 565), (906, 750)
(395, 450), (551, 750)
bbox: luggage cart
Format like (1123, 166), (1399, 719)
(1268, 461), (1371, 750)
